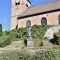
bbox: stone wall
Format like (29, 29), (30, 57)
(10, 0), (30, 29)
(18, 11), (60, 28)
(44, 25), (60, 39)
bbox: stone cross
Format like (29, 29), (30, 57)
(27, 27), (32, 39)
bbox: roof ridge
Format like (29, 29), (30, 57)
(18, 0), (60, 19)
(29, 0), (60, 9)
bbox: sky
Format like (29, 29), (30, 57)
(0, 0), (54, 31)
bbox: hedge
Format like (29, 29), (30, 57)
(0, 24), (2, 37)
(1, 25), (50, 47)
(54, 32), (60, 45)
(0, 35), (12, 47)
(4, 25), (50, 42)
(30, 48), (60, 60)
(9, 28), (28, 41)
(0, 48), (60, 60)
(32, 25), (50, 39)
(0, 49), (30, 60)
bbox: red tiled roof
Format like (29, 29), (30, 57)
(18, 0), (60, 18)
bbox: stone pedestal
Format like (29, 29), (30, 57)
(27, 39), (34, 48)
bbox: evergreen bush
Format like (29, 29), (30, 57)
(32, 25), (50, 46)
(0, 49), (30, 60)
(5, 31), (10, 35)
(0, 48), (60, 60)
(54, 32), (60, 45)
(9, 28), (28, 41)
(0, 35), (12, 47)
(30, 48), (60, 60)
(0, 24), (2, 37)
(32, 25), (50, 39)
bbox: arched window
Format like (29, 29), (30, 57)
(26, 20), (31, 27)
(41, 17), (47, 25)
(58, 14), (60, 25)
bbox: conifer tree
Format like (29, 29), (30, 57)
(0, 24), (2, 37)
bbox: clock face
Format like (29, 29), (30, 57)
(15, 0), (20, 3)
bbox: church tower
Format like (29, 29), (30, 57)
(10, 0), (31, 29)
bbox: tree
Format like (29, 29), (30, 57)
(0, 24), (2, 37)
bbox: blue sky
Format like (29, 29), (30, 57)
(0, 0), (53, 31)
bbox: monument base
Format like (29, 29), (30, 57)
(27, 39), (34, 48)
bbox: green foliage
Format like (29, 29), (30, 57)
(0, 27), (28, 47)
(54, 32), (60, 45)
(32, 25), (50, 39)
(30, 48), (60, 60)
(32, 25), (50, 46)
(3, 25), (50, 42)
(5, 31), (10, 35)
(0, 35), (12, 47)
(9, 29), (18, 41)
(0, 48), (60, 60)
(9, 28), (28, 41)
(54, 32), (60, 38)
(33, 39), (43, 47)
(0, 25), (50, 47)
(0, 24), (2, 37)
(0, 49), (30, 60)
(16, 28), (28, 39)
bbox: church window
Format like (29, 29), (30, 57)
(26, 20), (31, 27)
(58, 14), (60, 25)
(41, 17), (47, 25)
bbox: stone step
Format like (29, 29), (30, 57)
(27, 40), (34, 47)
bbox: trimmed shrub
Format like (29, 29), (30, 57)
(54, 32), (60, 45)
(0, 25), (50, 47)
(30, 48), (60, 60)
(0, 35), (12, 47)
(32, 25), (50, 39)
(0, 49), (30, 60)
(31, 25), (50, 46)
(5, 31), (10, 35)
(3, 25), (50, 42)
(0, 24), (2, 37)
(9, 28), (28, 41)
(9, 30), (18, 41)
(0, 48), (60, 60)
(17, 28), (28, 39)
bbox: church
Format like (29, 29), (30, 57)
(10, 0), (60, 29)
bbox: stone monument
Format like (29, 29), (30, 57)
(27, 27), (34, 47)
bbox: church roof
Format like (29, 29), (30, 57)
(18, 0), (60, 19)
